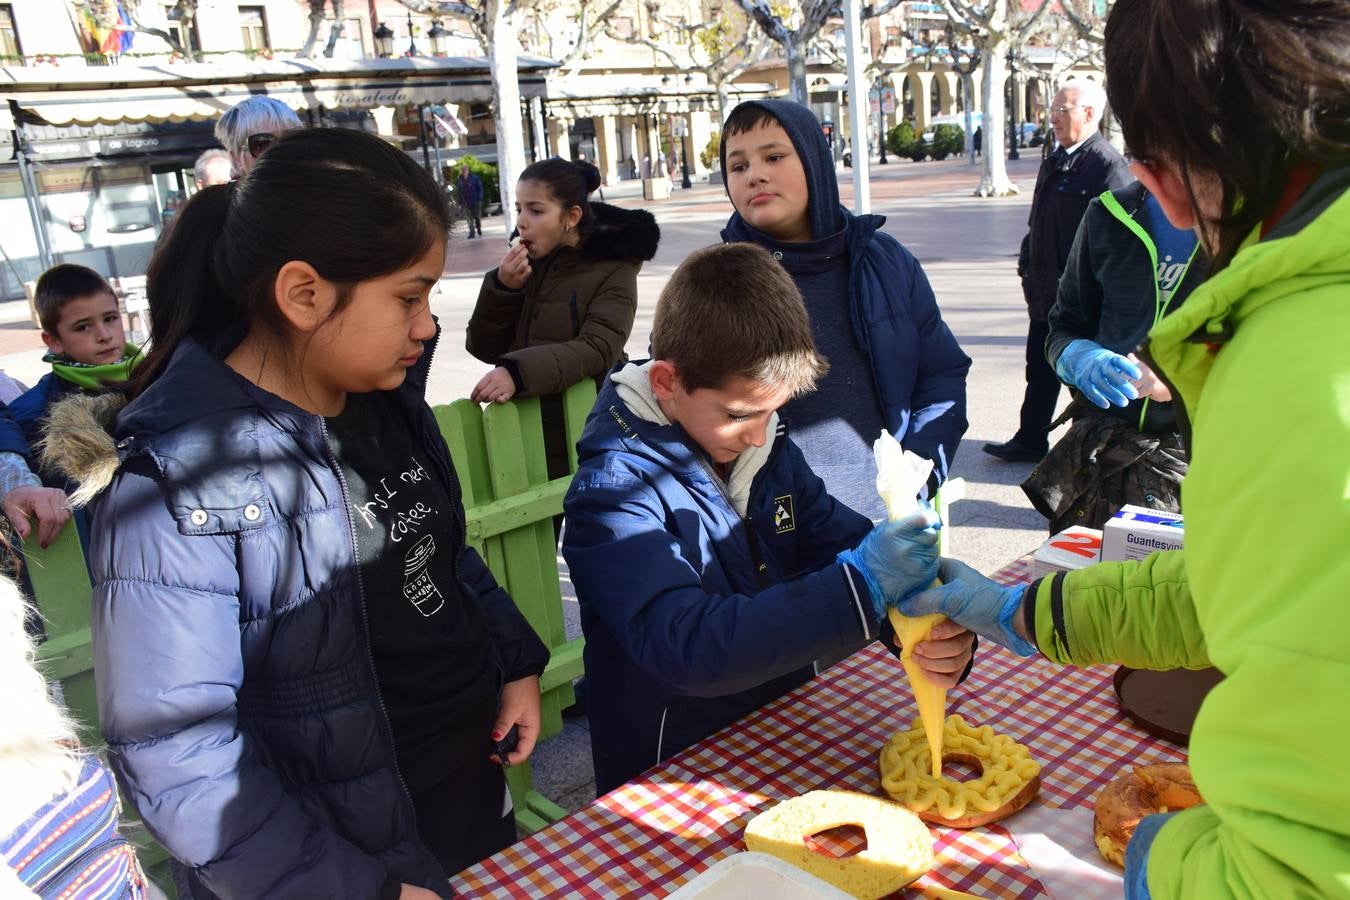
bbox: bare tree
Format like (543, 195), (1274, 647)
(925, 28), (982, 166)
(1050, 0), (1122, 144)
(815, 14), (939, 163)
(532, 0), (630, 77)
(938, 0), (1054, 196)
(606, 0), (770, 125)
(397, 0), (650, 218)
(1057, 0), (1110, 57)
(298, 0), (347, 59)
(395, 0), (531, 224)
(734, 0), (841, 107)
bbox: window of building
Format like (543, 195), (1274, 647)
(334, 17), (366, 59)
(0, 5), (22, 61)
(165, 3), (201, 53)
(239, 6), (270, 52)
(611, 16), (635, 39)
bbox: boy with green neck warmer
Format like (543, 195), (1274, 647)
(11, 265), (141, 532)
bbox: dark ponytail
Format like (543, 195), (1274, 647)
(1105, 0), (1350, 270)
(129, 127), (450, 397)
(132, 183), (235, 392)
(518, 158), (602, 236)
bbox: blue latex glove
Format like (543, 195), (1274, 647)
(1124, 812), (1172, 900)
(897, 557), (1037, 656)
(836, 508), (941, 622)
(1055, 338), (1143, 409)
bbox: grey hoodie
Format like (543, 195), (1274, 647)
(610, 361), (778, 516)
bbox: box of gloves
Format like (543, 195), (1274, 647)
(1101, 505), (1184, 562)
(1031, 526), (1103, 579)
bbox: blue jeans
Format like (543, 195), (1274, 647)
(1124, 812), (1173, 900)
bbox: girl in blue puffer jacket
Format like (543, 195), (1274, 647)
(48, 129), (549, 900)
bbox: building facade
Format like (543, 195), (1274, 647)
(0, 1), (1096, 300)
(0, 1), (535, 300)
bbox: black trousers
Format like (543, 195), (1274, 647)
(412, 760), (516, 878)
(466, 201), (483, 237)
(1014, 317), (1062, 452)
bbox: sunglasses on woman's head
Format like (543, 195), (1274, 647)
(247, 133), (276, 157)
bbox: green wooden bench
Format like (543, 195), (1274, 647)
(435, 380), (598, 833)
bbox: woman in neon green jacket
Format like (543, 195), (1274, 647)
(901, 2), (1350, 898)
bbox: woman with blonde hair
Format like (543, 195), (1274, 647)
(0, 567), (147, 897)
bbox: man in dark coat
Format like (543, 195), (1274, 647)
(457, 162), (484, 238)
(984, 79), (1133, 462)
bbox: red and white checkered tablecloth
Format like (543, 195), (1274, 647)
(455, 558), (1186, 898)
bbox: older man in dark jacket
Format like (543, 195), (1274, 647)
(984, 79), (1133, 462)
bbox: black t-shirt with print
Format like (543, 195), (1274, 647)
(326, 391), (499, 791)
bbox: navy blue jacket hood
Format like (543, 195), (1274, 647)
(720, 99), (845, 241)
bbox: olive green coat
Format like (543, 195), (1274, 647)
(467, 202), (659, 397)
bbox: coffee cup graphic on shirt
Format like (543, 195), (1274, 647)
(403, 534), (445, 617)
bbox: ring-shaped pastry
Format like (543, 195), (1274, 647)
(879, 714), (1041, 828)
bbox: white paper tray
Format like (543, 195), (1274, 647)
(667, 852), (855, 899)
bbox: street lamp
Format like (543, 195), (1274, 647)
(427, 21), (449, 57)
(1006, 47), (1020, 161)
(680, 116), (692, 189)
(405, 11), (419, 57)
(876, 78), (888, 165)
(373, 22), (394, 58)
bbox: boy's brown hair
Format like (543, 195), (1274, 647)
(721, 102), (782, 140)
(651, 243), (828, 394)
(34, 264), (116, 335)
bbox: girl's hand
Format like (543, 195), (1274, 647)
(906, 619), (977, 689)
(2, 486), (72, 549)
(400, 885), (440, 899)
(470, 367), (517, 404)
(1126, 353), (1173, 402)
(490, 676), (541, 766)
(496, 243), (532, 290)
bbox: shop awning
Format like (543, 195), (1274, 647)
(0, 57), (556, 127)
(541, 80), (776, 118)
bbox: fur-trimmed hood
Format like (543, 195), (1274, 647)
(579, 202), (660, 263)
(38, 391), (127, 509)
(41, 331), (444, 515)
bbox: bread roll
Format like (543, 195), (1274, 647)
(744, 791), (932, 899)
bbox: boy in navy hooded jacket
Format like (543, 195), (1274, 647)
(563, 244), (975, 793)
(720, 100), (971, 519)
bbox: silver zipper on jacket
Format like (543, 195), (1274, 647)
(655, 706), (669, 765)
(317, 416), (420, 832)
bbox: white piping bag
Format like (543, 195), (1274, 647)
(874, 430), (947, 779)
